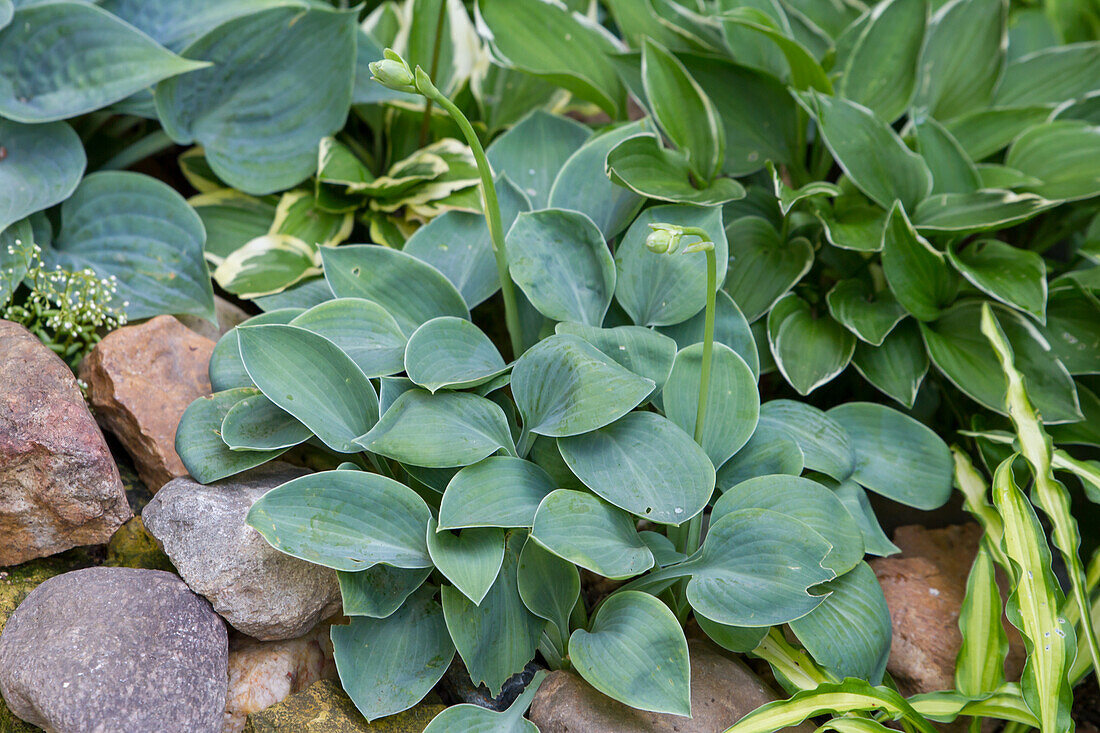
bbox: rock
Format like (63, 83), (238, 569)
(105, 516), (174, 572)
(79, 315), (215, 491)
(870, 523), (1025, 696)
(0, 320), (131, 565)
(143, 463), (341, 641)
(224, 624), (338, 733)
(244, 680), (445, 733)
(178, 295), (251, 341)
(0, 567), (228, 732)
(528, 640), (812, 733)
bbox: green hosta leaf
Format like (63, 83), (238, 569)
(555, 323), (678, 389)
(789, 563), (891, 684)
(915, 117), (981, 194)
(337, 565), (432, 619)
(442, 531), (544, 694)
(757, 399), (855, 480)
(912, 189), (1053, 234)
(247, 469), (432, 572)
(716, 424), (804, 490)
(852, 320), (929, 408)
(826, 280), (906, 345)
(511, 334), (654, 438)
(946, 239), (1047, 320)
(270, 189), (352, 247)
(817, 205), (887, 252)
(719, 7), (832, 92)
(332, 586), (454, 721)
(838, 0), (927, 122)
(517, 539), (580, 644)
(606, 134), (746, 205)
(569, 591), (690, 717)
(506, 209), (615, 326)
(400, 0), (477, 98)
(955, 544), (1008, 697)
(0, 0), (10, 30)
(531, 490), (654, 579)
(175, 389), (287, 484)
(881, 203), (956, 321)
(558, 412), (715, 525)
(426, 518), (504, 605)
(723, 217), (814, 321)
(322, 245), (469, 335)
(213, 234), (319, 299)
(357, 390), (514, 468)
(0, 119), (84, 233)
(42, 171), (214, 321)
(977, 164), (1045, 190)
(796, 91), (932, 211)
(945, 106), (1053, 161)
(768, 292), (856, 395)
(1043, 287), (1100, 374)
(828, 402), (952, 509)
(423, 670), (546, 733)
(486, 110), (590, 209)
(657, 290), (759, 377)
(155, 5), (356, 195)
(663, 342), (760, 467)
(993, 42), (1100, 107)
(769, 163), (841, 215)
(439, 457), (557, 530)
(477, 0), (626, 117)
(289, 298), (406, 378)
(0, 1), (206, 122)
(615, 203), (728, 326)
(911, 0), (1006, 120)
(190, 190), (276, 265)
(642, 39), (724, 180)
(238, 324), (378, 453)
(1005, 120), (1100, 201)
(220, 392), (310, 451)
(404, 317), (507, 392)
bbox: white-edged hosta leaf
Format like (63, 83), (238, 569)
(190, 189), (276, 264)
(238, 324), (379, 452)
(332, 586), (454, 721)
(946, 239), (1047, 320)
(357, 389), (515, 468)
(517, 538), (580, 644)
(1042, 287), (1100, 375)
(558, 411), (715, 525)
(175, 388), (288, 484)
(569, 591), (691, 717)
(220, 392), (311, 451)
(993, 42), (1100, 107)
(439, 457), (557, 530)
(486, 110), (590, 209)
(757, 399), (855, 480)
(0, 119), (84, 233)
(955, 544), (1008, 697)
(719, 7), (832, 93)
(768, 292), (856, 395)
(208, 309), (302, 391)
(155, 4), (356, 195)
(852, 320), (929, 408)
(657, 289), (759, 377)
(945, 106), (1053, 162)
(556, 322), (678, 389)
(605, 133), (746, 205)
(213, 234), (319, 299)
(1004, 120), (1100, 202)
(912, 190), (1053, 234)
(908, 685), (1039, 726)
(246, 469), (432, 572)
(722, 216), (814, 322)
(881, 203), (956, 321)
(716, 424), (804, 490)
(337, 565), (432, 619)
(769, 162), (840, 215)
(404, 317), (507, 392)
(817, 204), (888, 253)
(427, 517), (504, 605)
(531, 490), (654, 579)
(838, 0), (927, 122)
(289, 297), (406, 378)
(826, 280), (906, 346)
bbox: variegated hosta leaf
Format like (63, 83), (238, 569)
(955, 543), (1008, 698)
(213, 234), (320, 300)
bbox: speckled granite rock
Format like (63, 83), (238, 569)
(143, 463), (341, 640)
(0, 320), (131, 565)
(244, 680), (445, 733)
(0, 567), (227, 733)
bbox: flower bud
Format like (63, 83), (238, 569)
(646, 223), (683, 254)
(369, 50), (415, 92)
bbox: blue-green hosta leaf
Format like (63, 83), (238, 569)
(42, 171), (214, 322)
(238, 324), (378, 452)
(246, 469), (432, 572)
(322, 245), (469, 336)
(220, 392), (311, 451)
(558, 412), (715, 525)
(796, 91), (932, 210)
(531, 490), (654, 579)
(426, 517), (504, 605)
(993, 41), (1100, 108)
(0, 119), (84, 233)
(912, 189), (1053, 234)
(208, 309), (302, 392)
(404, 317), (507, 393)
(332, 586), (454, 721)
(882, 203), (957, 321)
(695, 612), (769, 653)
(606, 134), (746, 205)
(723, 216), (814, 322)
(517, 538), (580, 644)
(442, 531), (544, 695)
(831, 479), (901, 557)
(826, 280), (907, 346)
(569, 591), (691, 717)
(0, 0), (10, 30)
(955, 544), (1008, 697)
(828, 402), (952, 509)
(915, 117), (981, 194)
(357, 389), (515, 468)
(946, 239), (1047, 320)
(838, 0), (928, 122)
(911, 0), (1007, 120)
(289, 298), (406, 378)
(768, 292), (856, 395)
(657, 290), (759, 377)
(714, 474), (863, 575)
(549, 120), (649, 239)
(423, 671), (546, 733)
(555, 323), (678, 389)
(252, 275), (333, 312)
(0, 1), (206, 122)
(511, 334), (654, 438)
(615, 204), (728, 327)
(1004, 120), (1100, 202)
(789, 562), (892, 684)
(506, 209), (615, 326)
(757, 399), (855, 480)
(175, 388), (287, 484)
(945, 106), (1054, 162)
(155, 5), (357, 195)
(486, 110), (590, 209)
(213, 234), (320, 299)
(337, 565), (432, 619)
(852, 320), (929, 408)
(0, 219), (33, 303)
(717, 424), (804, 490)
(101, 0), (291, 53)
(439, 457), (557, 530)
(663, 342), (760, 467)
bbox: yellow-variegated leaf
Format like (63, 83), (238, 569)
(955, 544), (1008, 697)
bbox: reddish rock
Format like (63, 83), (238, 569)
(79, 315), (215, 491)
(0, 321), (131, 565)
(870, 523), (1025, 696)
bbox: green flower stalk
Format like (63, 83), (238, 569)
(370, 50), (524, 359)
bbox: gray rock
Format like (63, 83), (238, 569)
(143, 463), (342, 641)
(0, 566), (227, 733)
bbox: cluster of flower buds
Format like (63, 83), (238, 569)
(369, 49), (417, 94)
(645, 223), (714, 255)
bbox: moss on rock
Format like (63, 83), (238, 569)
(244, 680), (446, 732)
(104, 517), (174, 572)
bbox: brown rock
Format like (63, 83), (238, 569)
(870, 523), (1025, 696)
(179, 295), (251, 342)
(0, 321), (131, 565)
(528, 640), (812, 733)
(80, 315), (215, 491)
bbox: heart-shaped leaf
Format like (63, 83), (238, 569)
(768, 293), (856, 395)
(337, 564), (432, 619)
(606, 133), (745, 205)
(946, 239), (1047, 320)
(829, 479), (900, 557)
(1005, 120), (1100, 202)
(290, 297), (407, 378)
(405, 317), (507, 392)
(1043, 287), (1100, 375)
(439, 457), (557, 530)
(209, 309), (303, 391)
(486, 110), (590, 209)
(427, 517), (505, 605)
(719, 7), (832, 92)
(717, 423), (804, 490)
(423, 671), (547, 733)
(657, 290), (759, 377)
(213, 234), (320, 299)
(517, 539), (580, 644)
(915, 117), (981, 195)
(912, 189), (1053, 234)
(531, 490), (654, 579)
(220, 392), (311, 451)
(191, 190), (276, 264)
(838, 0), (927, 122)
(0, 119), (84, 233)
(175, 388), (288, 484)
(882, 203), (957, 321)
(826, 279), (907, 346)
(723, 216), (814, 321)
(556, 323), (679, 389)
(852, 320), (929, 408)
(817, 205), (887, 252)
(757, 400), (855, 480)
